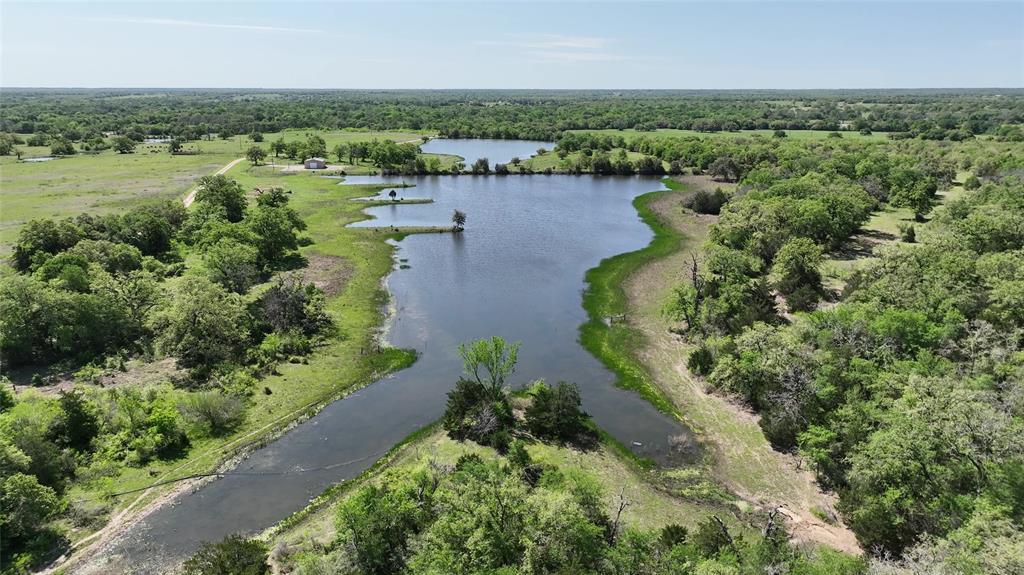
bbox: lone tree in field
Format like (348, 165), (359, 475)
(452, 209), (467, 232)
(168, 138), (184, 154)
(389, 189), (397, 201)
(113, 136), (137, 154)
(246, 146), (267, 166)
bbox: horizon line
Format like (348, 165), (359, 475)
(2, 86), (1022, 91)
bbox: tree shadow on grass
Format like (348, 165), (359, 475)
(274, 251), (309, 272)
(828, 228), (896, 262)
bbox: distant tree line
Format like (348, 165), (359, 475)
(1, 89), (1021, 146)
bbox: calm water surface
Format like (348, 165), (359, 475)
(420, 138), (551, 165)
(86, 142), (695, 574)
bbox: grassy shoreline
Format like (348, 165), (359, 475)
(578, 178), (690, 419)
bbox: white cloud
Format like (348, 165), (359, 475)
(84, 16), (325, 34)
(526, 50), (632, 64)
(477, 33), (610, 50)
(477, 33), (632, 64)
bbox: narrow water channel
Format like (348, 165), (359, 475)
(86, 142), (696, 574)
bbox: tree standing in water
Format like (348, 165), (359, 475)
(452, 209), (466, 232)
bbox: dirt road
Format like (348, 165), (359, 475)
(183, 157), (245, 207)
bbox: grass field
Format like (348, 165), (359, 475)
(820, 171), (971, 289)
(569, 128), (889, 142)
(0, 129), (433, 253)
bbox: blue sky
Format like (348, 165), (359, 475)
(1, 1), (1021, 88)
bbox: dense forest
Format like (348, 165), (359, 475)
(2, 89), (1024, 142)
(664, 136), (1024, 572)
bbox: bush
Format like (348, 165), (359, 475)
(260, 274), (332, 336)
(178, 391), (246, 437)
(182, 534), (268, 575)
(682, 188), (729, 215)
(687, 344), (715, 376)
(524, 381), (590, 443)
(442, 378), (514, 450)
(898, 223), (916, 243)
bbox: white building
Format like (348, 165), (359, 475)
(304, 157), (327, 169)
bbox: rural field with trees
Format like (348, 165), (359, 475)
(1, 1), (1023, 574)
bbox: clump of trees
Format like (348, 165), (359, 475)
(441, 337), (594, 452)
(675, 170), (1024, 563)
(265, 448), (867, 575)
(0, 175), (335, 569)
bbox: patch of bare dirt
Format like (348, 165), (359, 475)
(671, 174), (728, 193)
(301, 253), (353, 297)
(9, 357), (186, 396)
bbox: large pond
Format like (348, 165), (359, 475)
(87, 142), (695, 573)
(420, 138), (551, 165)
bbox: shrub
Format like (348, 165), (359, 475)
(442, 378), (514, 450)
(683, 188), (729, 215)
(178, 391), (246, 437)
(687, 344), (715, 376)
(260, 274), (332, 336)
(898, 223), (916, 243)
(524, 381), (590, 443)
(182, 534), (268, 575)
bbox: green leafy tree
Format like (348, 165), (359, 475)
(245, 145), (266, 166)
(451, 209), (466, 231)
(112, 136), (137, 154)
(336, 469), (437, 575)
(305, 134), (327, 159)
(769, 237), (823, 312)
(270, 137), (286, 157)
(524, 381), (590, 443)
(195, 175), (248, 223)
(149, 278), (249, 371)
(11, 218), (83, 272)
(203, 239), (261, 294)
(0, 472), (62, 542)
(458, 336), (519, 396)
(50, 137), (76, 156)
(48, 390), (100, 452)
(246, 205), (304, 267)
(332, 142), (348, 163)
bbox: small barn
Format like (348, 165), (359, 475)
(304, 157), (327, 170)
